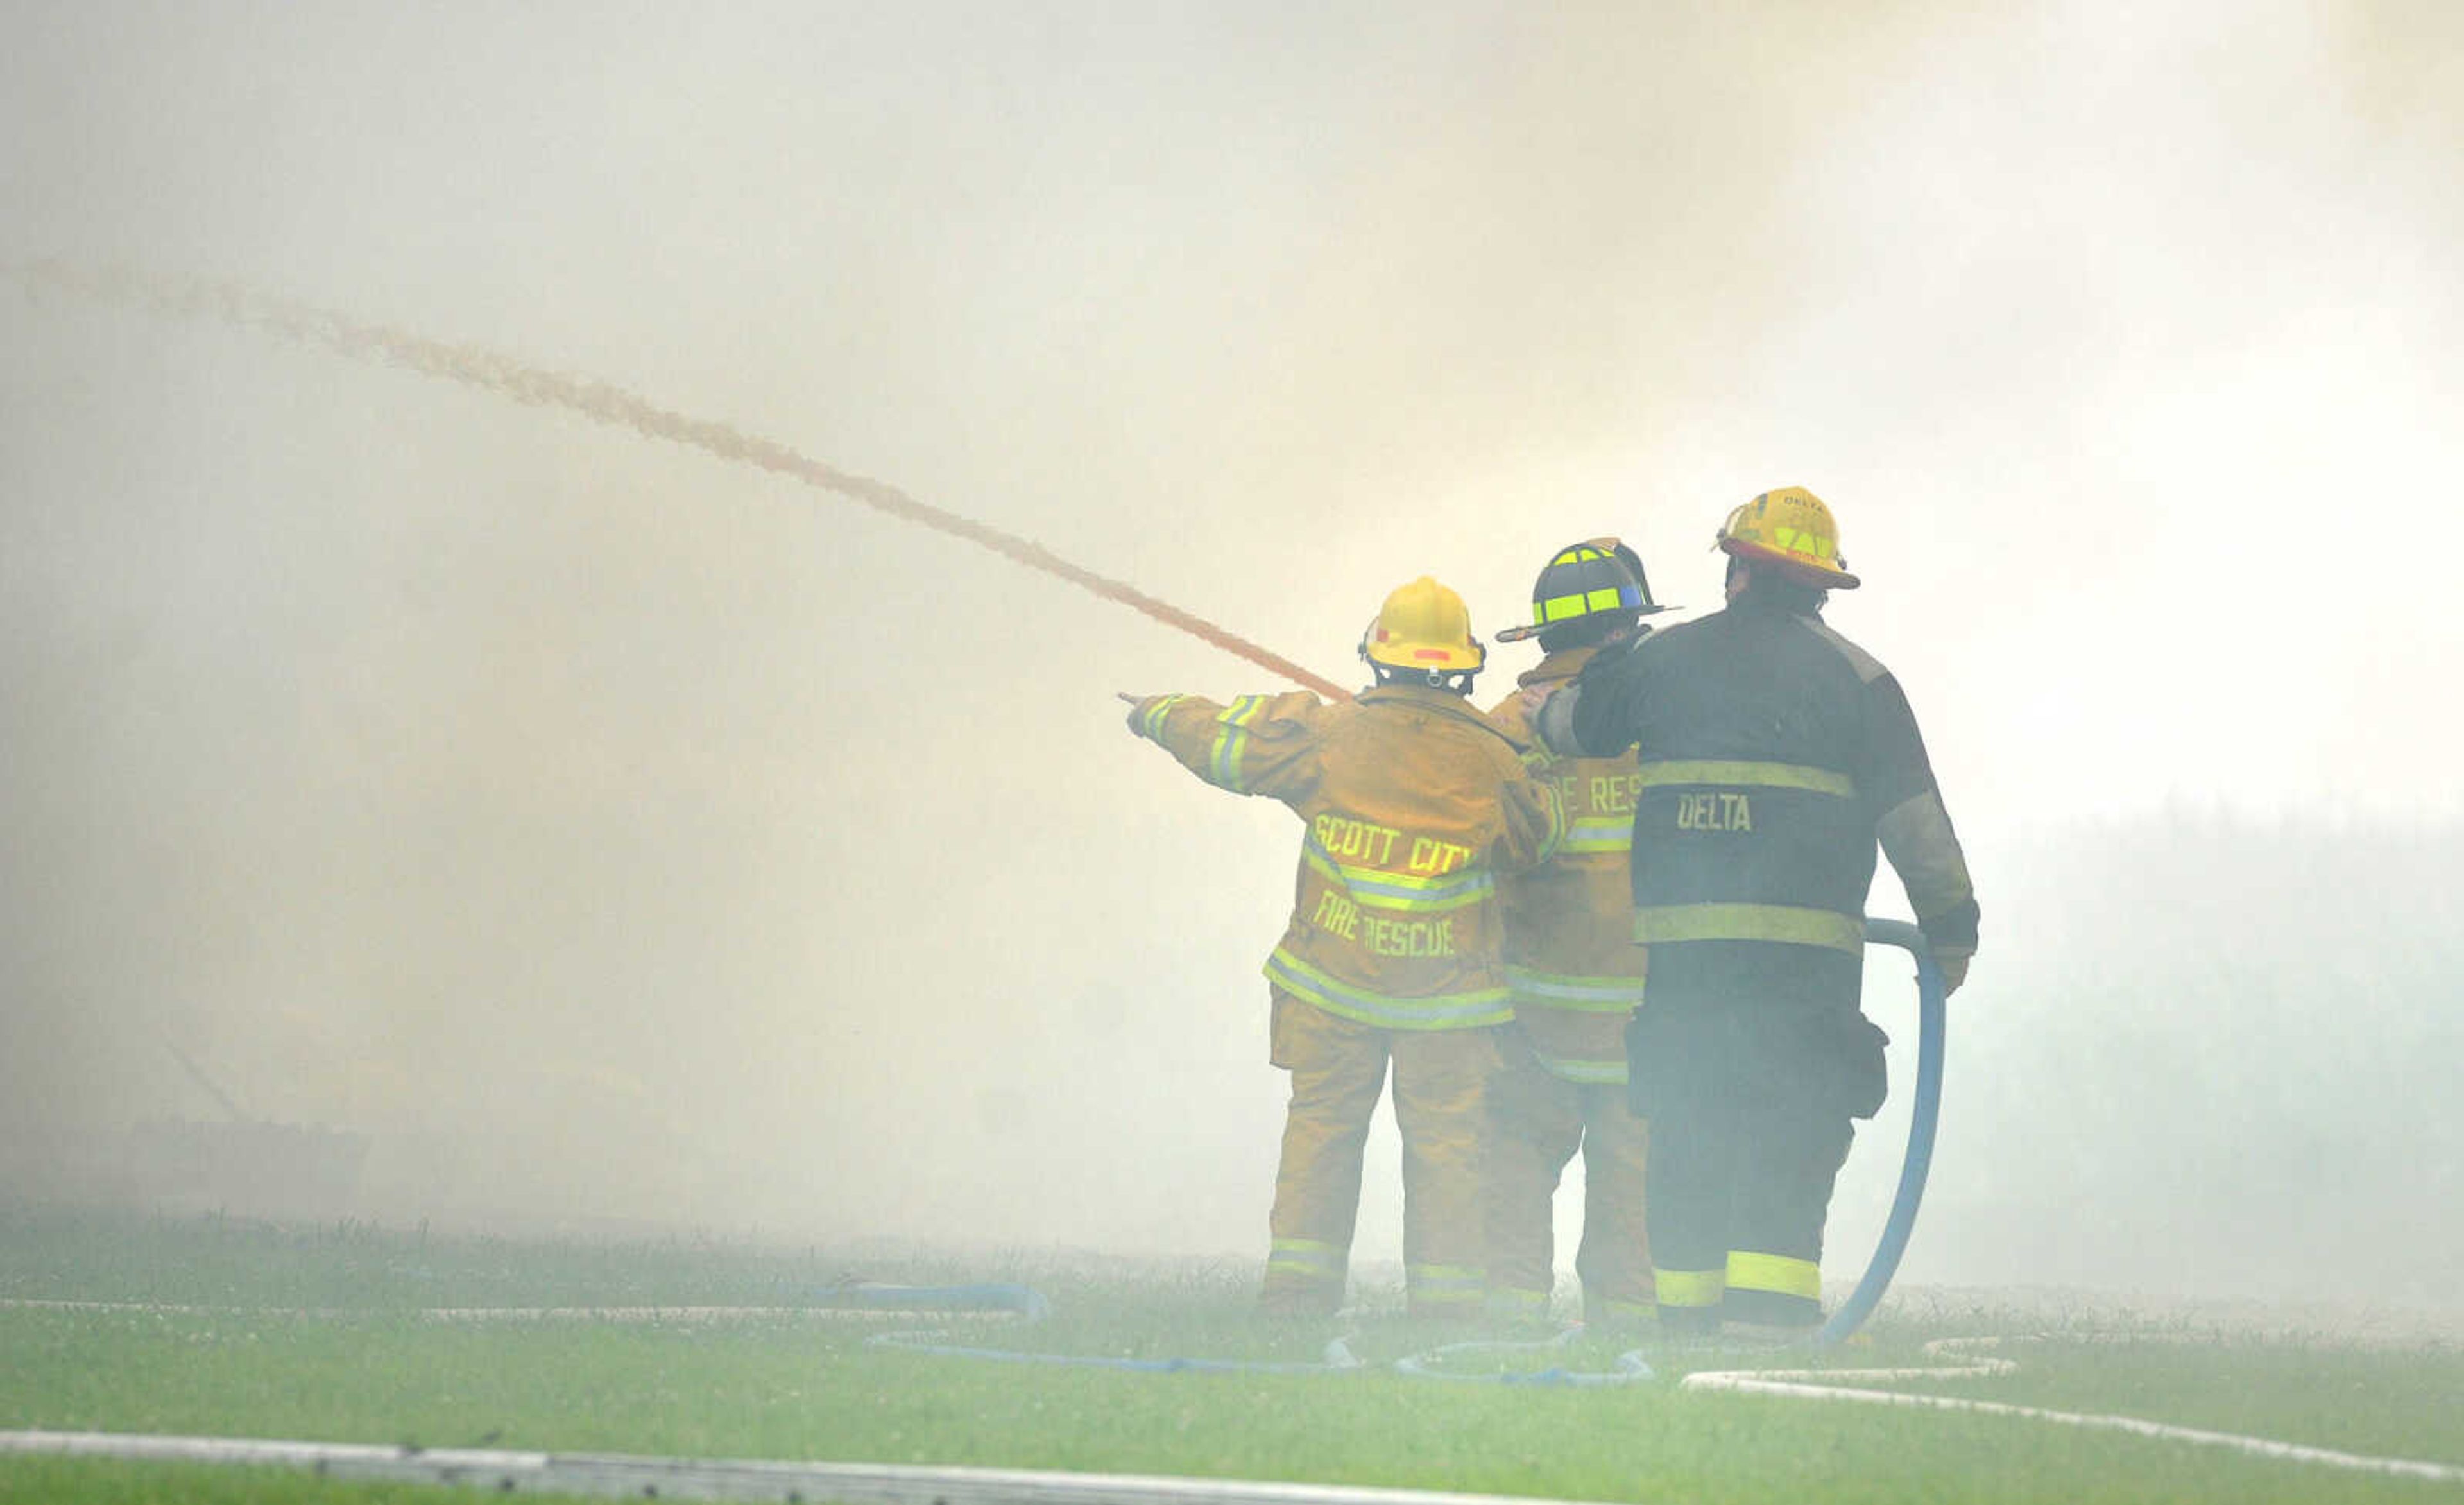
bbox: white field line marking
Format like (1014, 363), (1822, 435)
(1, 1430), (1596, 1505)
(1681, 1336), (2464, 1486)
(0, 1299), (1013, 1322)
(14, 1305), (2452, 1486)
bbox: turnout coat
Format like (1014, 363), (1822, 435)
(1129, 683), (1564, 1029)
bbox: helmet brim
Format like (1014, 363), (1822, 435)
(1718, 538), (1861, 589)
(1496, 605), (1674, 643)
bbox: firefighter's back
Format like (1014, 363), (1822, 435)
(1618, 601), (1881, 1005)
(1265, 684), (1550, 1027)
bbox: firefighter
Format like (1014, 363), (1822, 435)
(1482, 540), (1670, 1326)
(1533, 488), (1978, 1334)
(1124, 576), (1564, 1318)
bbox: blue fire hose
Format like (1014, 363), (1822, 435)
(1815, 918), (1948, 1346)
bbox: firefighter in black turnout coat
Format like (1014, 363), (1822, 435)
(1534, 487), (1978, 1332)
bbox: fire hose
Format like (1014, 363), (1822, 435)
(1821, 918), (1948, 1346)
(843, 919), (1944, 1373)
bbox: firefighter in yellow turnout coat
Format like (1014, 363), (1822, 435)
(1126, 578), (1564, 1317)
(1482, 540), (1667, 1324)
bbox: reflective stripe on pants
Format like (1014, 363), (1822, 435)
(1638, 990), (1854, 1330)
(1646, 1092), (1849, 1329)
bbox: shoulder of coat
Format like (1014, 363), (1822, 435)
(1792, 614), (1891, 685)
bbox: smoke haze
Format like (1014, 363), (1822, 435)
(4, 3), (2460, 1304)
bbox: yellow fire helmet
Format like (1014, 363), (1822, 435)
(1715, 486), (1861, 589)
(1360, 575), (1486, 679)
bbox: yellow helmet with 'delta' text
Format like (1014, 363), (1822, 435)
(1716, 486), (1861, 589)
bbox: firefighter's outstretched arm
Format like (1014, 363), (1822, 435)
(1123, 690), (1326, 801)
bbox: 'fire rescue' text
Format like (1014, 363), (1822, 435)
(1309, 890), (1457, 957)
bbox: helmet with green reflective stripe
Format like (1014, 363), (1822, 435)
(1496, 538), (1668, 644)
(1715, 486), (1860, 589)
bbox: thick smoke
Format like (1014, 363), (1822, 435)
(3, 3), (2460, 1303)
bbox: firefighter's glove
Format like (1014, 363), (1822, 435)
(1120, 692), (1154, 737)
(1934, 952), (1971, 997)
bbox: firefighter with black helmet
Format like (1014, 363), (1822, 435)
(1125, 577), (1564, 1318)
(1482, 539), (1670, 1325)
(1534, 489), (1978, 1333)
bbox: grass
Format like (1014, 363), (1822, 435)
(1833, 1330), (2464, 1466)
(2, 1205), (2459, 1504)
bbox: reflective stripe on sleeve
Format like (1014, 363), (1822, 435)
(1726, 1250), (1821, 1300)
(1139, 694), (1188, 739)
(1636, 760), (1857, 798)
(1632, 903), (1865, 954)
(1506, 967), (1646, 1011)
(1209, 695), (1272, 791)
(1654, 1268), (1725, 1309)
(1263, 949), (1512, 1031)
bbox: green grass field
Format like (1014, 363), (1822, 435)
(2, 1205), (2458, 1504)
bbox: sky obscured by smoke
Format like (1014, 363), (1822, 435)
(4, 3), (2460, 1301)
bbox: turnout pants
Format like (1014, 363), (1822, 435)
(1482, 1022), (1652, 1323)
(1627, 988), (1883, 1330)
(1261, 989), (1500, 1318)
